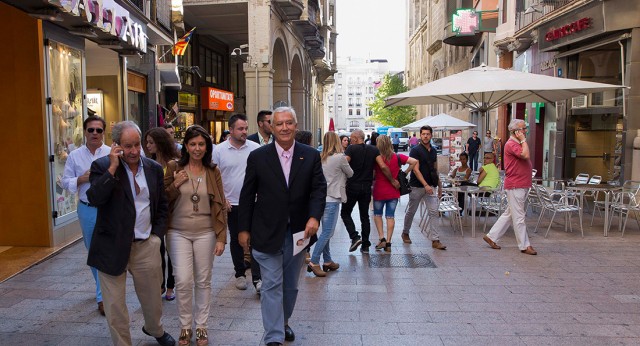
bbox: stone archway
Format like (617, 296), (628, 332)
(290, 54), (305, 128)
(272, 38), (290, 110)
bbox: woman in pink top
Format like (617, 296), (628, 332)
(373, 135), (418, 252)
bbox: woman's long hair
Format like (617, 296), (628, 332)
(321, 132), (343, 162)
(376, 135), (394, 161)
(144, 127), (179, 163)
(177, 125), (215, 168)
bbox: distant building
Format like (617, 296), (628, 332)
(326, 57), (393, 134)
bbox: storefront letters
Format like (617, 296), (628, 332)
(545, 18), (591, 42)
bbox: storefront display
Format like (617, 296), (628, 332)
(47, 40), (84, 221)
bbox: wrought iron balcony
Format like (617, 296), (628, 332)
(273, 0), (305, 21)
(515, 0), (576, 32)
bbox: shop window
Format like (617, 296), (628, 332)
(127, 71), (147, 134)
(47, 41), (83, 223)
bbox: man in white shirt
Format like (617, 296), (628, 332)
(212, 114), (262, 293)
(61, 115), (110, 316)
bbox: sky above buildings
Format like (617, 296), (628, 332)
(336, 0), (407, 72)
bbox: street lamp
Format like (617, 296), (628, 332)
(231, 44), (259, 115)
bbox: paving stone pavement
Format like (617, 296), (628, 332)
(2, 197), (640, 345)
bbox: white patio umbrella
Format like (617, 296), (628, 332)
(402, 113), (477, 131)
(385, 64), (624, 114)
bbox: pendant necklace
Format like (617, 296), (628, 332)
(188, 166), (203, 212)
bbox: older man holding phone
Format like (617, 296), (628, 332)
(482, 119), (537, 255)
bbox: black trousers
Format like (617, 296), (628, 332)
(228, 207), (261, 282)
(341, 183), (373, 247)
(159, 236), (174, 290)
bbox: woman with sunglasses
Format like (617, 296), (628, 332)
(144, 127), (180, 301)
(164, 125), (228, 346)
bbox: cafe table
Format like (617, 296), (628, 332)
(566, 184), (622, 236)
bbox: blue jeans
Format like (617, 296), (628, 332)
(77, 202), (102, 303)
(311, 202), (340, 264)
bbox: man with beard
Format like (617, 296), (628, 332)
(212, 114), (262, 293)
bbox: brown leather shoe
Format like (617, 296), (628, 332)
(98, 302), (105, 316)
(322, 262), (340, 272)
(432, 240), (447, 250)
(306, 263), (326, 277)
(521, 246), (537, 255)
(483, 235), (501, 250)
(401, 233), (412, 244)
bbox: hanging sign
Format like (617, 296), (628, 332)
(201, 87), (235, 111)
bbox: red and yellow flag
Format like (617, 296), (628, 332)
(172, 27), (195, 56)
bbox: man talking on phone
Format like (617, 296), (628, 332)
(87, 121), (175, 346)
(482, 119), (537, 255)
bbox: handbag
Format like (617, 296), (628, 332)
(396, 154), (411, 195)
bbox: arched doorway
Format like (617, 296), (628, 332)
(272, 38), (290, 111)
(290, 54), (305, 128)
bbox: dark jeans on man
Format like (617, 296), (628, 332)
(229, 206), (261, 283)
(393, 144), (399, 153)
(469, 151), (479, 171)
(340, 183), (372, 247)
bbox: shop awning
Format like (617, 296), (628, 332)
(157, 62), (181, 90)
(554, 32), (631, 59)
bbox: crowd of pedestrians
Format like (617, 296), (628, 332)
(63, 108), (535, 346)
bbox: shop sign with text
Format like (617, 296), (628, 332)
(201, 87), (235, 111)
(538, 2), (604, 52)
(47, 0), (148, 53)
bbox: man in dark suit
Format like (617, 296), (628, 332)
(87, 121), (175, 346)
(239, 107), (327, 346)
(246, 109), (273, 145)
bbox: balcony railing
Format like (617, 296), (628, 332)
(153, 0), (172, 31)
(515, 0), (576, 32)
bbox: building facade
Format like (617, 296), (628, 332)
(328, 57), (392, 134)
(182, 0), (337, 144)
(0, 0), (175, 250)
(495, 0), (639, 182)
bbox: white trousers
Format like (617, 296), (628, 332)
(167, 229), (216, 329)
(486, 188), (531, 250)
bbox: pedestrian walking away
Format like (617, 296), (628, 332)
(86, 121), (175, 346)
(238, 107), (327, 346)
(483, 119), (537, 255)
(61, 115), (110, 316)
(372, 135), (418, 252)
(308, 131), (353, 277)
(341, 129), (397, 253)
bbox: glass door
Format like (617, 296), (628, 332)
(45, 40), (84, 226)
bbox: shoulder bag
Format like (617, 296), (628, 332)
(396, 154), (411, 195)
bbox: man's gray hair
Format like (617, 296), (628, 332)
(112, 121), (141, 143)
(352, 129), (365, 140)
(508, 119), (526, 132)
(273, 106), (297, 124)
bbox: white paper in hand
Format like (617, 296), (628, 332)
(292, 231), (309, 256)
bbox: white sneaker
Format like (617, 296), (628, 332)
(255, 279), (262, 295)
(235, 276), (247, 290)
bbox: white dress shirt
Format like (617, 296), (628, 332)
(211, 139), (260, 205)
(61, 144), (111, 203)
(123, 159), (152, 240)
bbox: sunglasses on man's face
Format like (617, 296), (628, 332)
(87, 127), (104, 134)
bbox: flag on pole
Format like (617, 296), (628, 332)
(172, 27), (195, 56)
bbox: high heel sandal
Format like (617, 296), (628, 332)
(375, 238), (387, 250)
(384, 242), (392, 252)
(322, 262), (340, 272)
(178, 328), (192, 346)
(195, 328), (208, 346)
(306, 263), (326, 277)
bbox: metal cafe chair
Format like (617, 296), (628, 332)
(580, 175), (602, 212)
(608, 190), (640, 237)
(591, 180), (640, 226)
(478, 190), (508, 234)
(420, 191), (463, 237)
(533, 184), (583, 238)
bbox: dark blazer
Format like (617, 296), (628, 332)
(86, 156), (168, 276)
(239, 142), (327, 254)
(247, 132), (272, 145)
